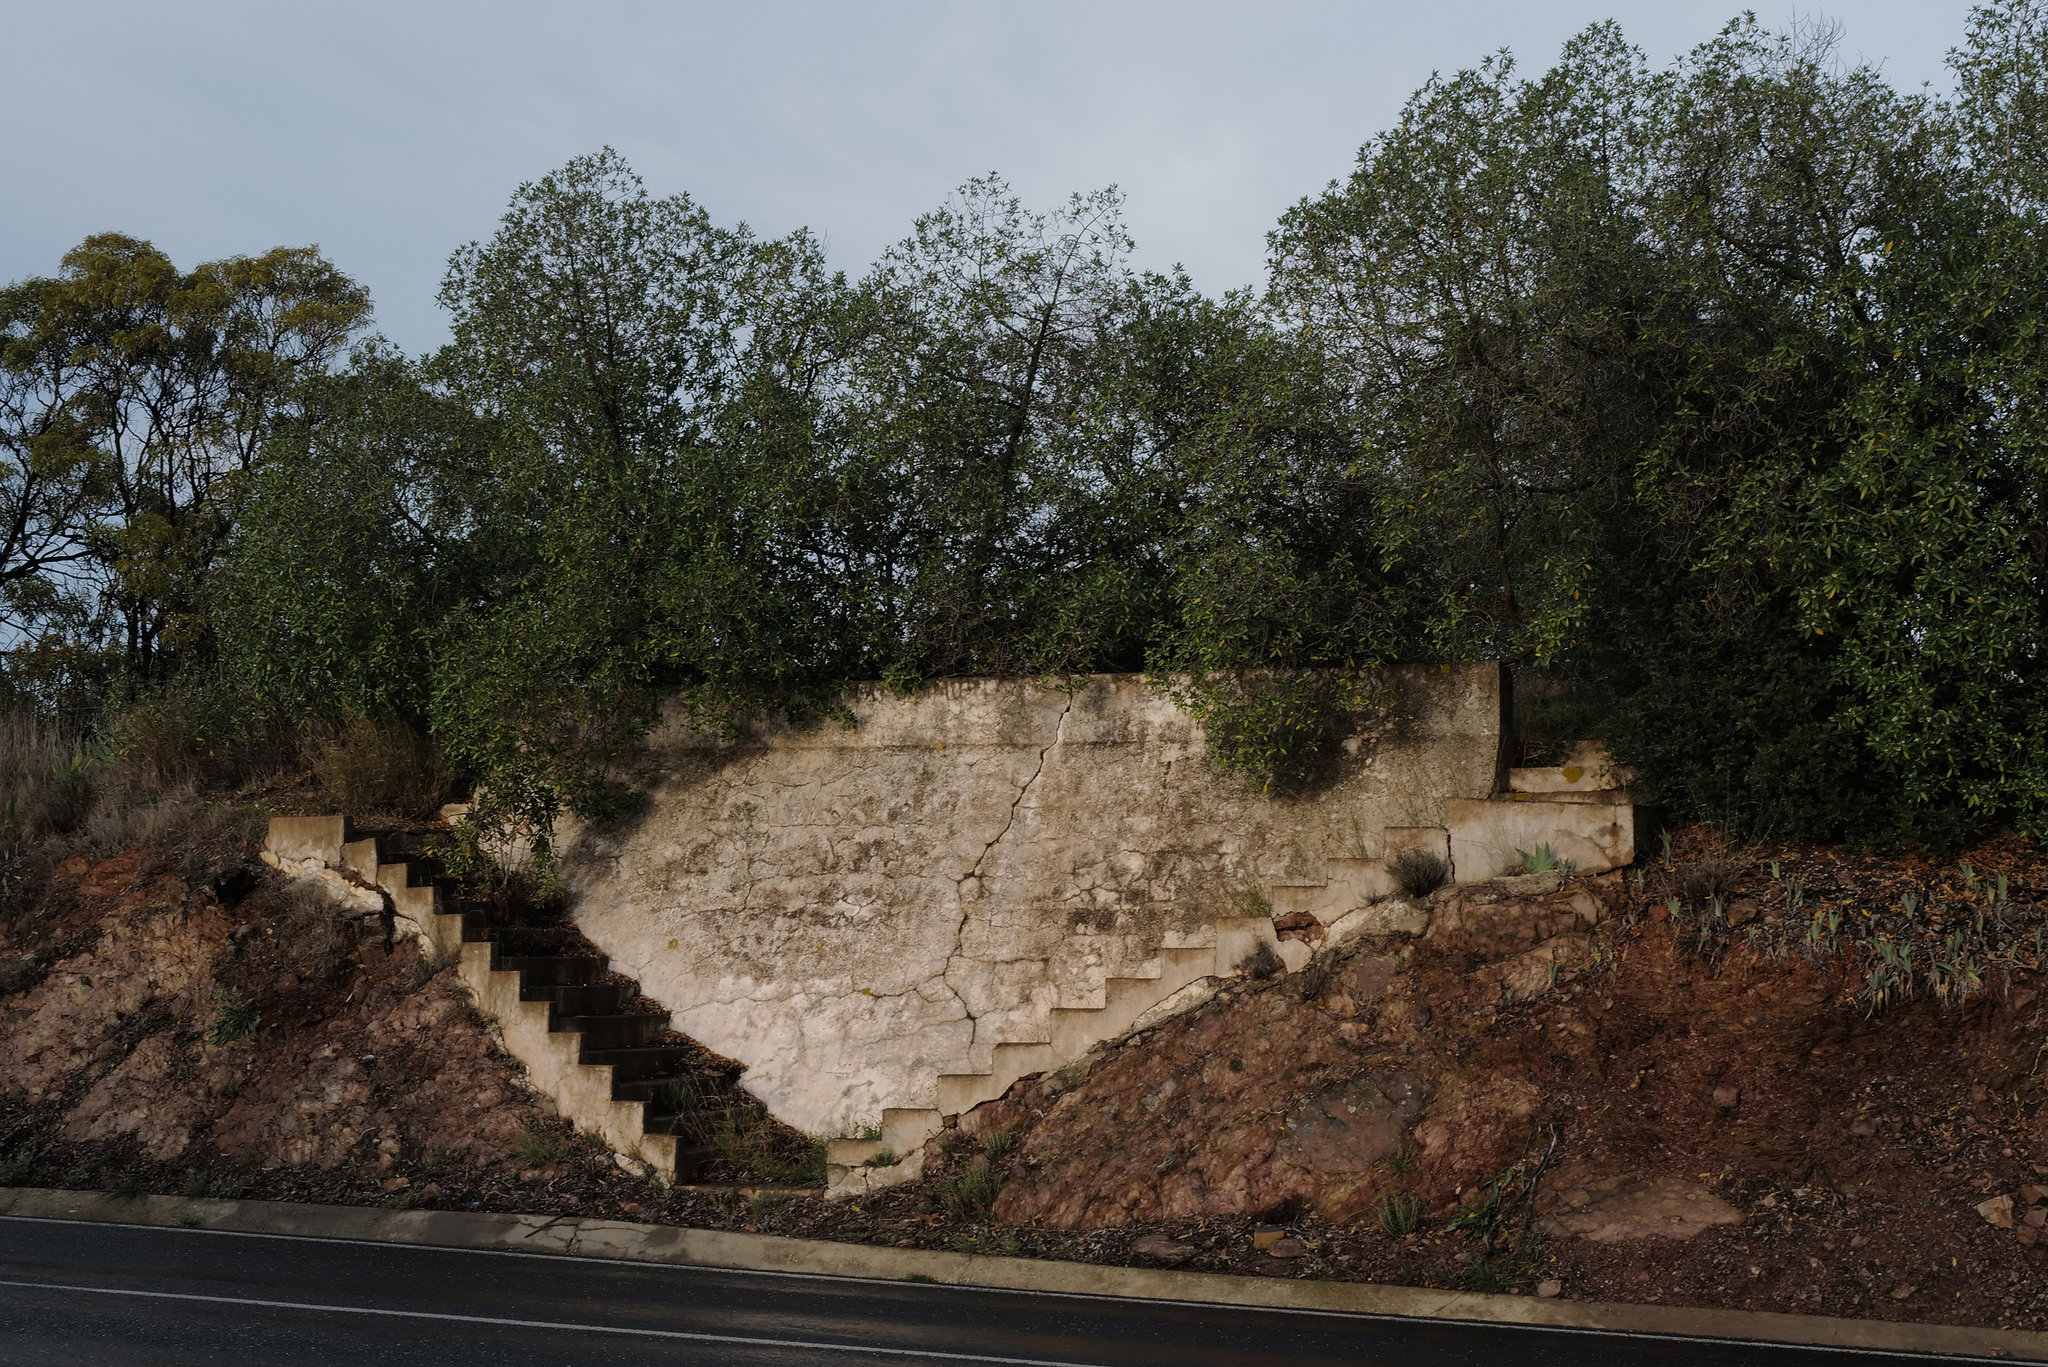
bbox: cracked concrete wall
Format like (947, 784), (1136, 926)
(555, 666), (1504, 1135)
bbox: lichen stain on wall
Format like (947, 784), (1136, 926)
(555, 667), (1503, 1135)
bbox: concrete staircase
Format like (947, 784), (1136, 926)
(824, 915), (1282, 1196)
(265, 816), (743, 1184)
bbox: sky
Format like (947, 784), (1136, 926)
(3, 1), (1981, 354)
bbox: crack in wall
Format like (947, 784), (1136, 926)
(945, 696), (1074, 1060)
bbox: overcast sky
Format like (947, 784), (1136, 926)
(3, 1), (1979, 353)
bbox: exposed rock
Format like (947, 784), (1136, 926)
(1129, 977), (1220, 1035)
(1976, 1194), (2015, 1228)
(1411, 1074), (1544, 1201)
(1536, 1170), (1742, 1242)
(1326, 901), (1430, 948)
(1266, 1237), (1307, 1259)
(1129, 1234), (1198, 1264)
(1278, 1073), (1428, 1174)
(61, 1034), (217, 1159)
(1252, 1226), (1286, 1250)
(1536, 1279), (1563, 1298)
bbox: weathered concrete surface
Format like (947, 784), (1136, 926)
(558, 668), (1506, 1136)
(1446, 797), (1635, 881)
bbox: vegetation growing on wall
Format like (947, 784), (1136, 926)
(5, 4), (2048, 845)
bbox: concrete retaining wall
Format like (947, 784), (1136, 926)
(555, 667), (1506, 1136)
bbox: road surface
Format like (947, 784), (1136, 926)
(0, 1214), (1987, 1365)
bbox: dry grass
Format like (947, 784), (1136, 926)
(1388, 846), (1449, 898)
(304, 714), (449, 818)
(0, 705), (254, 918)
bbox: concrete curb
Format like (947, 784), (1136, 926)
(0, 1187), (2038, 1360)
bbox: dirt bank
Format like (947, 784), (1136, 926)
(5, 822), (2047, 1335)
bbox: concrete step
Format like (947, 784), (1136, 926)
(524, 982), (635, 1018)
(935, 1041), (1061, 1115)
(499, 954), (605, 986)
(553, 1013), (665, 1050)
(1446, 795), (1635, 881)
(882, 1107), (941, 1156)
(579, 1044), (699, 1081)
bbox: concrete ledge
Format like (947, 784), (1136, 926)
(264, 815), (348, 868)
(0, 1187), (2037, 1360)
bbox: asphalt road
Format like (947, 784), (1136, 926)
(0, 1215), (1995, 1366)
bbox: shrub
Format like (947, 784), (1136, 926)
(981, 1130), (1015, 1161)
(1388, 847), (1448, 898)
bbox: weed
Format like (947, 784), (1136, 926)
(0, 1155), (33, 1186)
(380, 1190), (418, 1211)
(982, 1130), (1016, 1162)
(940, 1158), (1001, 1217)
(1385, 1148), (1415, 1176)
(770, 1139), (827, 1187)
(1388, 847), (1448, 898)
(1376, 1191), (1422, 1236)
(104, 1171), (146, 1201)
(175, 1214), (204, 1228)
(1463, 1258), (1507, 1293)
(1236, 940), (1284, 980)
(870, 1147), (897, 1168)
(1520, 844), (1560, 875)
(1218, 878), (1273, 920)
(513, 1126), (570, 1167)
(904, 1273), (938, 1283)
(747, 1191), (793, 1220)
(205, 987), (261, 1046)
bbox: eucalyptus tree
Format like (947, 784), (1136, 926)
(0, 233), (369, 696)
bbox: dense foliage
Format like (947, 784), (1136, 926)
(7, 3), (2048, 846)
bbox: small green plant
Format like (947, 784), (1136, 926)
(1388, 847), (1449, 898)
(747, 1190), (793, 1220)
(104, 1171), (146, 1201)
(175, 1213), (204, 1228)
(870, 1146), (897, 1168)
(1376, 1191), (1422, 1236)
(0, 1155), (34, 1186)
(206, 987), (261, 1046)
(940, 1157), (1001, 1217)
(1463, 1257), (1507, 1293)
(380, 1190), (419, 1211)
(1385, 1148), (1415, 1176)
(769, 1138), (828, 1187)
(1520, 844), (1560, 875)
(904, 1273), (938, 1283)
(982, 1130), (1016, 1162)
(513, 1126), (570, 1167)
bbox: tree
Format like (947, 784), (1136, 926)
(0, 233), (369, 694)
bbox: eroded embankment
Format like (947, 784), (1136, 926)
(9, 822), (2048, 1336)
(925, 830), (2048, 1327)
(0, 834), (807, 1210)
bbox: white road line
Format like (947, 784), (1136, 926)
(0, 1217), (1993, 1364)
(0, 1276), (1109, 1366)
